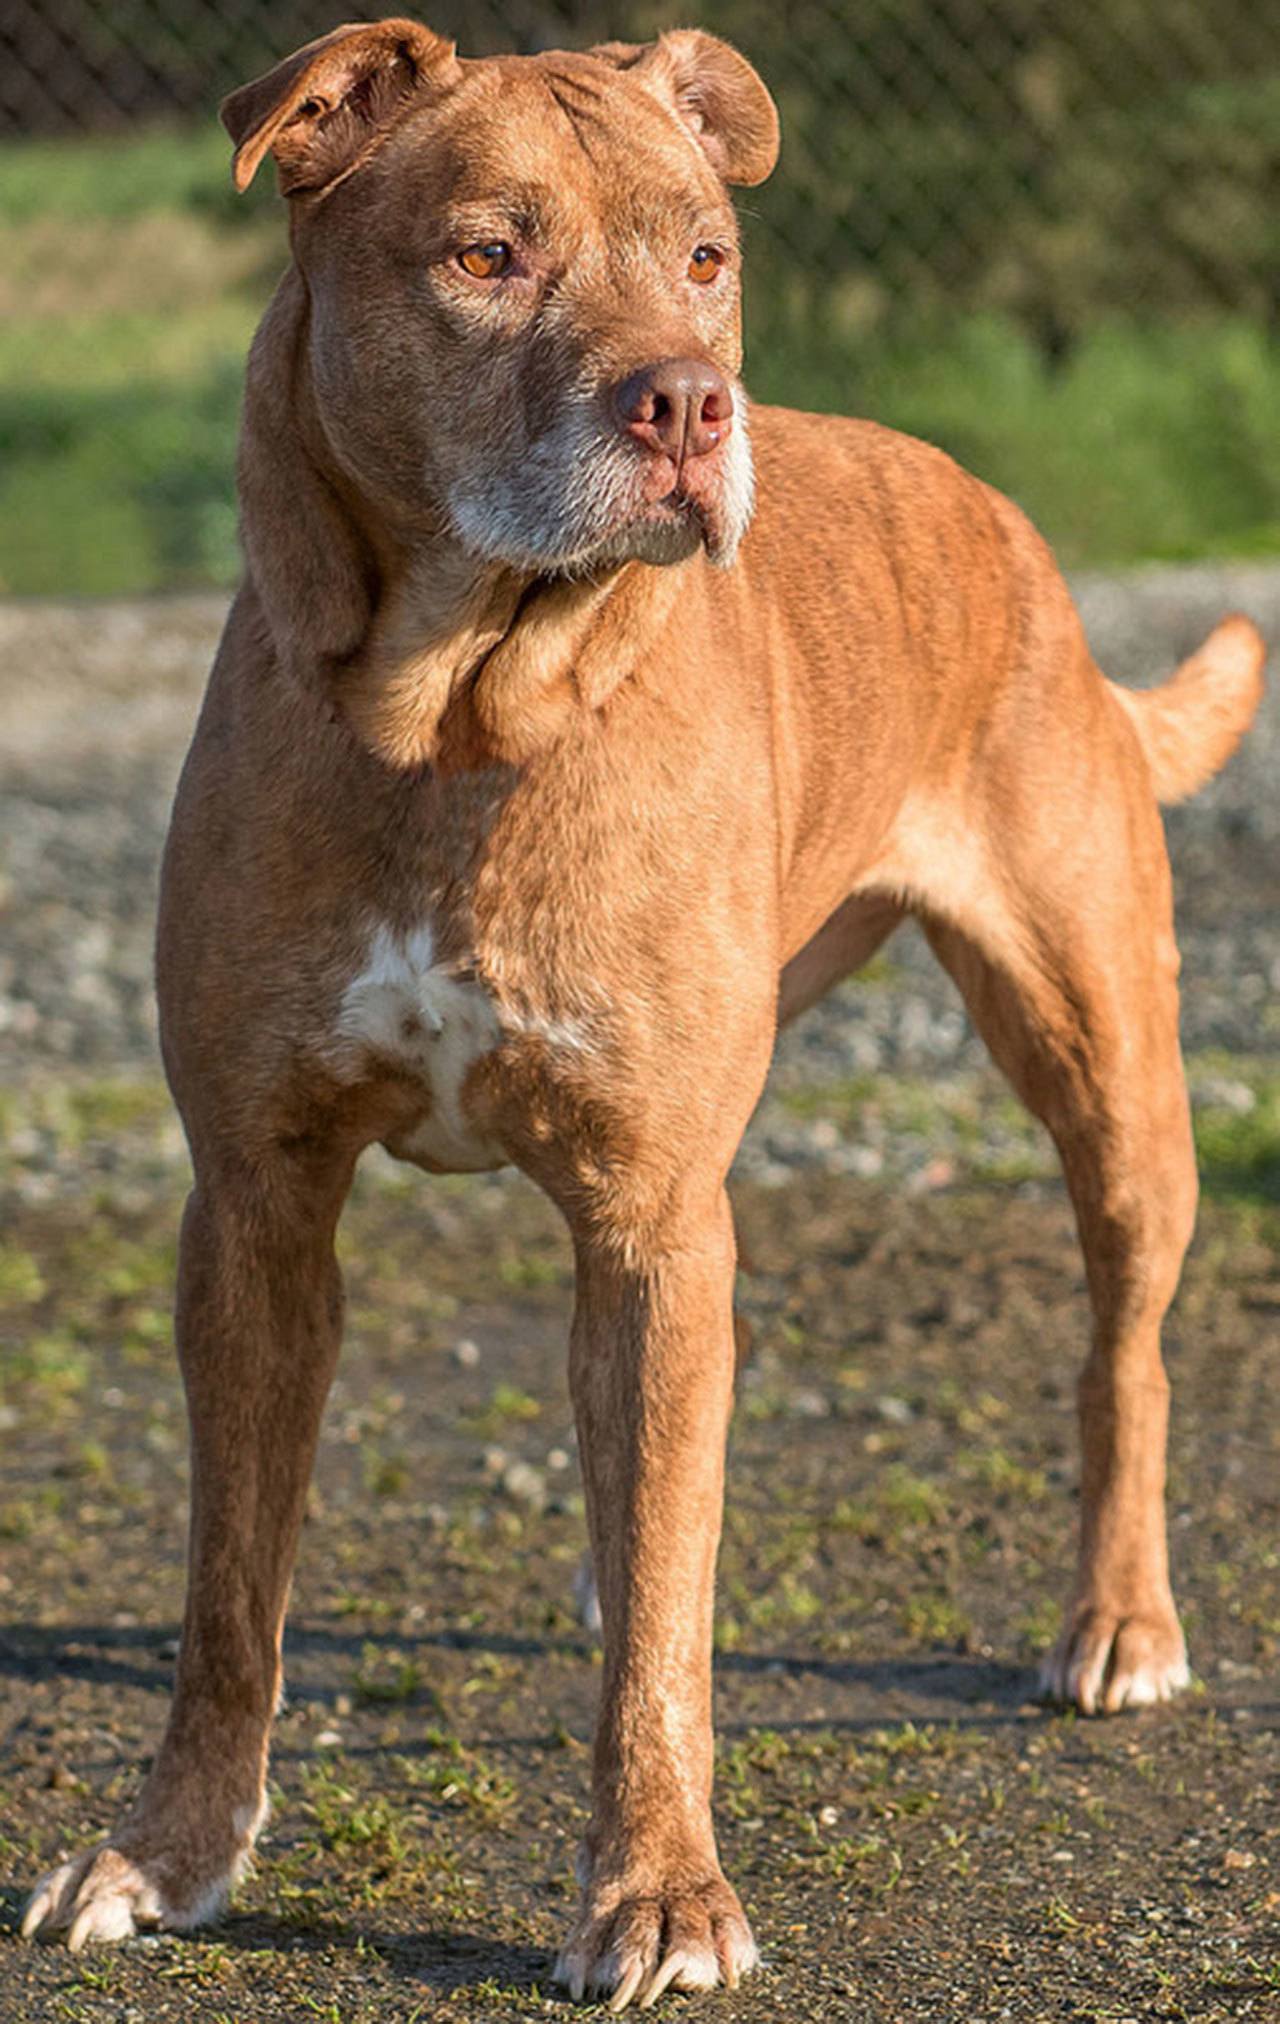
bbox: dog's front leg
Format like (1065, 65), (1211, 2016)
(24, 1151), (349, 1947)
(555, 1191), (754, 2010)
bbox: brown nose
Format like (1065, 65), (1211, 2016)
(613, 358), (733, 462)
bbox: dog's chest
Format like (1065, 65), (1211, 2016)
(334, 922), (507, 1171)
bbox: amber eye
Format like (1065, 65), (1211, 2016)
(688, 244), (725, 284)
(458, 242), (513, 280)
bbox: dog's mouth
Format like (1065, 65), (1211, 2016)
(632, 485), (702, 534)
(634, 441), (721, 512)
(446, 401), (754, 578)
(612, 447), (743, 565)
(536, 464), (724, 578)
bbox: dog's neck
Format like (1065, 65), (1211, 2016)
(341, 541), (684, 772)
(238, 270), (690, 773)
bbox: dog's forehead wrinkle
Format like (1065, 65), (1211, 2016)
(393, 83), (588, 202)
(476, 54), (721, 218)
(543, 74), (607, 164)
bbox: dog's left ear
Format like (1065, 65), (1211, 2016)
(221, 17), (459, 194)
(594, 30), (779, 186)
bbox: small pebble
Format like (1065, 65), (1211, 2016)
(876, 1394), (913, 1425)
(501, 1460), (546, 1510)
(790, 1388), (830, 1419)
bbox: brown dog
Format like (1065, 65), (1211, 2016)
(22, 16), (1264, 2007)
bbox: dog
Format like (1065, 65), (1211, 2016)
(22, 16), (1264, 2008)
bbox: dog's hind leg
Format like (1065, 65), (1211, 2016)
(905, 757), (1197, 1714)
(23, 1140), (352, 1946)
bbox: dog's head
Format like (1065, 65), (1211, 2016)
(224, 17), (778, 577)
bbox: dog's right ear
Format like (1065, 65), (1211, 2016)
(221, 17), (459, 195)
(593, 30), (779, 187)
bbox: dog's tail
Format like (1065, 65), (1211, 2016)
(1108, 615), (1266, 806)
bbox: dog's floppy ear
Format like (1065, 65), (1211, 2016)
(221, 17), (459, 195)
(593, 30), (779, 187)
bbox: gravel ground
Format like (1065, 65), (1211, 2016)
(1, 571), (1277, 2023)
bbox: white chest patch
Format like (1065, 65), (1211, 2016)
(335, 923), (505, 1171)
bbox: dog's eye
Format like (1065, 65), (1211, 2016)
(458, 242), (513, 280)
(688, 244), (724, 284)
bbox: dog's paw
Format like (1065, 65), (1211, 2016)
(22, 1803), (260, 1951)
(554, 1870), (758, 2011)
(1038, 1600), (1189, 1715)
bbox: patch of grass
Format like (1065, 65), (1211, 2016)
(0, 124), (273, 596)
(3, 123), (1280, 595)
(868, 1722), (975, 1761)
(967, 1150), (1054, 1186)
(1193, 1075), (1280, 1206)
(854, 952), (901, 986)
(0, 328), (253, 595)
(496, 1247), (569, 1291)
(720, 1569), (826, 1640)
(300, 1767), (414, 1862)
(154, 1944), (238, 1987)
(0, 1485), (66, 1538)
(464, 1383), (543, 1435)
(751, 312), (1280, 569)
(0, 1246), (46, 1303)
(958, 1445), (1048, 1503)
(57, 1080), (174, 1148)
(0, 1079), (182, 1194)
(399, 1735), (517, 1817)
(0, 125), (261, 226)
(60, 1226), (173, 1310)
(59, 1438), (114, 1485)
(361, 1445), (410, 1498)
(351, 1644), (426, 1707)
(877, 1468), (949, 1530)
(0, 1331), (90, 1408)
(797, 1832), (903, 1882)
(829, 1464), (952, 1549)
(781, 1072), (881, 1123)
(900, 1591), (972, 1647)
(1015, 1596), (1063, 1657)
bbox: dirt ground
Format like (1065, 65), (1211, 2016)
(1, 573), (1278, 2021)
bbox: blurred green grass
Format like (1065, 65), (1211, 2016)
(2, 125), (1280, 597)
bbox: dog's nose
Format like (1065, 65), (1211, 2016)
(613, 359), (733, 461)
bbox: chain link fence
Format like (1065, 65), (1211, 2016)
(6, 0), (1280, 336)
(3, 4), (1279, 595)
